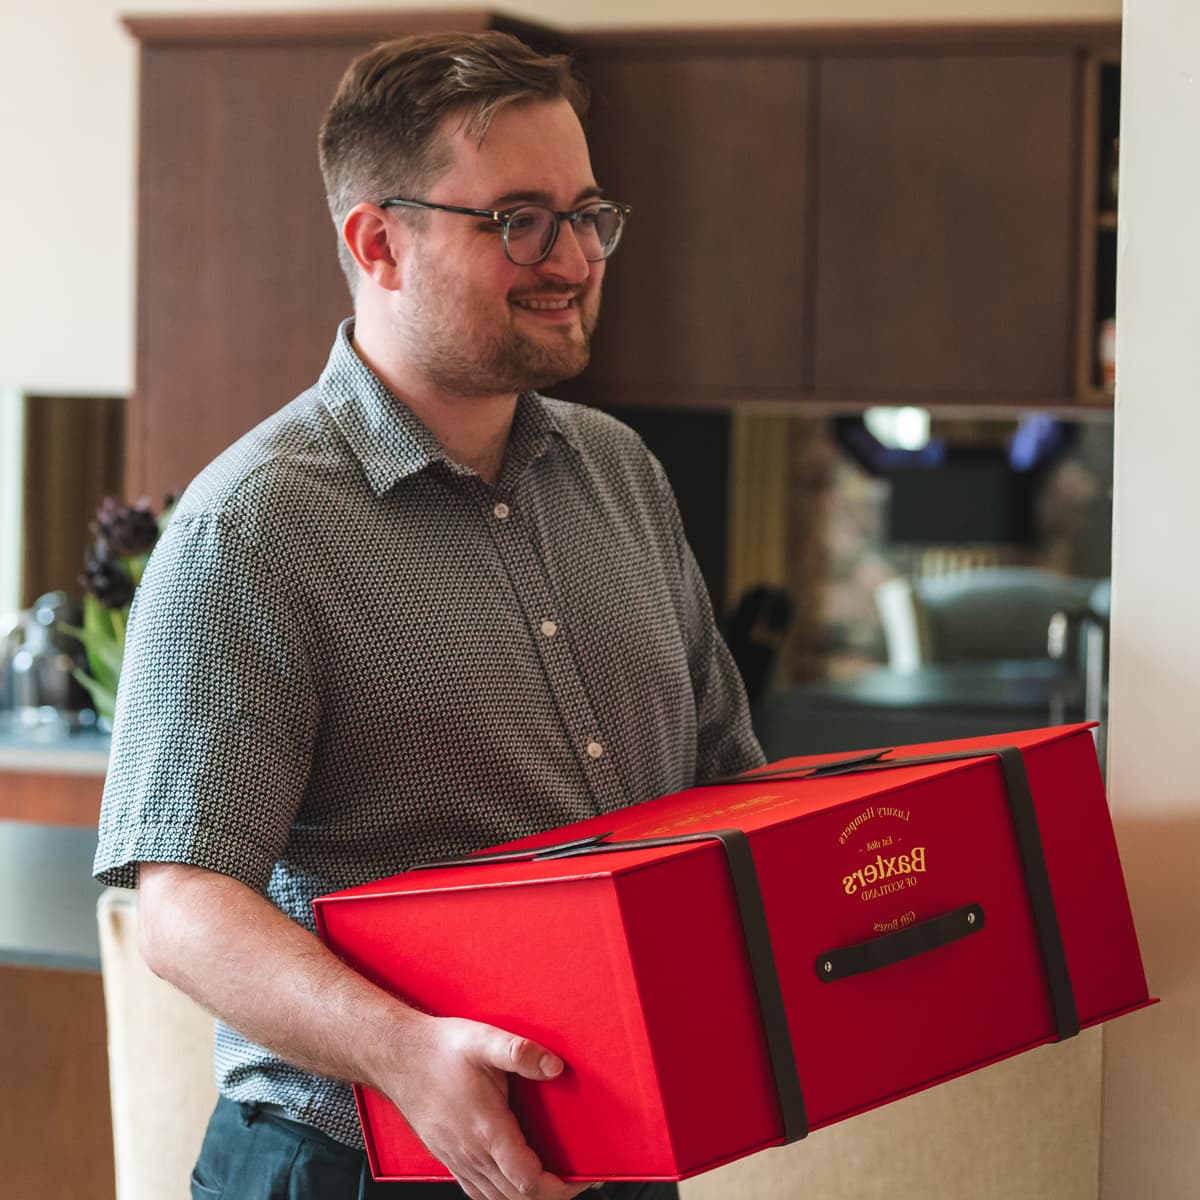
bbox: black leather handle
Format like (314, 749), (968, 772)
(816, 904), (985, 983)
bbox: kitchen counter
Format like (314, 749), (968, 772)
(0, 724), (109, 968)
(0, 815), (114, 1196)
(0, 721), (110, 772)
(0, 723), (109, 825)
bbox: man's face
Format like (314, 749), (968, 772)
(392, 99), (606, 399)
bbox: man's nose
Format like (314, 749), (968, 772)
(537, 218), (592, 282)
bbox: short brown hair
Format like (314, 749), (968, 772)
(318, 31), (588, 289)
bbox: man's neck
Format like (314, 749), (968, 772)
(351, 317), (517, 488)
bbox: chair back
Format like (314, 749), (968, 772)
(97, 886), (216, 1200)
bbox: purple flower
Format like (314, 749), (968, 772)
(82, 545), (135, 609)
(91, 497), (160, 558)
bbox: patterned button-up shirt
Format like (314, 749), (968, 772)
(94, 319), (763, 1145)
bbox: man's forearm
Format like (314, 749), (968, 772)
(137, 861), (423, 1095)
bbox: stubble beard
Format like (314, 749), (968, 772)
(402, 261), (600, 398)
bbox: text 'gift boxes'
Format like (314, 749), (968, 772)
(313, 724), (1154, 1183)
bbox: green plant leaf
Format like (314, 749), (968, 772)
(60, 626), (122, 693)
(72, 669), (116, 722)
(60, 596), (127, 693)
(125, 553), (148, 588)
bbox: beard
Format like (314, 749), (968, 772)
(400, 255), (600, 398)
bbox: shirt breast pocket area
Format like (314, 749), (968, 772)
(190, 1171), (222, 1199)
(565, 547), (693, 692)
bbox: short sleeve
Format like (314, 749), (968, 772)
(648, 456), (766, 781)
(94, 511), (320, 892)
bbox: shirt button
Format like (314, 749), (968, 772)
(539, 619), (558, 638)
(586, 740), (604, 760)
(492, 501), (510, 520)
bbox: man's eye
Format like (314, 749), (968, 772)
(506, 211), (542, 237)
(576, 208), (603, 230)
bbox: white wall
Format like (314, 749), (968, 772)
(1, 0), (1121, 397)
(0, 390), (24, 612)
(1101, 0), (1200, 1195)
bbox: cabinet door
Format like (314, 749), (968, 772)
(813, 52), (1077, 398)
(129, 16), (563, 505)
(572, 53), (811, 407)
(133, 41), (369, 504)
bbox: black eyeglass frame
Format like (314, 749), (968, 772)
(376, 196), (632, 266)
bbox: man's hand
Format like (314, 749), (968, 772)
(138, 864), (591, 1200)
(387, 1015), (592, 1200)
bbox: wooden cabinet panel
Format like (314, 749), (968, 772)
(133, 41), (365, 505)
(569, 53), (811, 406)
(0, 769), (103, 825)
(128, 13), (565, 505)
(0, 967), (114, 1199)
(812, 52), (1078, 398)
(129, 19), (1115, 469)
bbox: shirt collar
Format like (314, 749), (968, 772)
(318, 318), (578, 497)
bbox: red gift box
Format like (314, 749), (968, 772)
(313, 723), (1153, 1183)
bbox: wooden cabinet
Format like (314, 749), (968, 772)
(576, 52), (811, 407)
(811, 50), (1077, 399)
(132, 37), (361, 506)
(125, 10), (566, 504)
(1076, 52), (1121, 401)
(0, 813), (113, 1198)
(569, 24), (1119, 413)
(1, 966), (113, 1200)
(126, 17), (1121, 502)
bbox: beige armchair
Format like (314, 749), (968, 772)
(97, 886), (216, 1200)
(875, 568), (1103, 673)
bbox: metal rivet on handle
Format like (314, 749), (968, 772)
(967, 912), (976, 925)
(823, 960), (833, 974)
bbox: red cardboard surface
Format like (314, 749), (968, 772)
(313, 724), (1154, 1182)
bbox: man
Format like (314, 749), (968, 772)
(95, 31), (763, 1200)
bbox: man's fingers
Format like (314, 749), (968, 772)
(464, 1106), (578, 1200)
(488, 1121), (596, 1200)
(488, 1121), (554, 1196)
(402, 1016), (577, 1199)
(455, 1137), (539, 1200)
(417, 1084), (548, 1199)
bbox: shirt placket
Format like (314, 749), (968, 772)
(482, 485), (628, 815)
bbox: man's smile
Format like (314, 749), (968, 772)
(513, 296), (574, 311)
(510, 290), (589, 328)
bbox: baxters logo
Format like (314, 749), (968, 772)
(842, 846), (927, 896)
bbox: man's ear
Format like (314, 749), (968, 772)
(342, 203), (406, 291)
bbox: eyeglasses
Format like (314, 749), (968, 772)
(376, 196), (631, 266)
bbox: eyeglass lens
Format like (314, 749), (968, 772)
(505, 204), (624, 265)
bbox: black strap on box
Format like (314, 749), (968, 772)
(412, 827), (810, 1144)
(709, 744), (1081, 1042)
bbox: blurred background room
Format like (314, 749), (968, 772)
(8, 3), (1200, 1200)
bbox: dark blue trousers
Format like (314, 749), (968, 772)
(191, 1096), (681, 1200)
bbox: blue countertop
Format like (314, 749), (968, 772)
(0, 723), (107, 970)
(0, 722), (110, 775)
(0, 820), (103, 971)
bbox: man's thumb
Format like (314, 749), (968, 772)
(478, 1028), (564, 1080)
